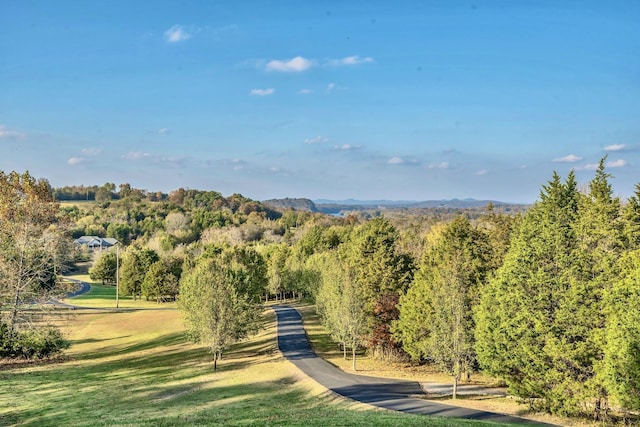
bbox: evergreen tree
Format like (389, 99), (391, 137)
(603, 250), (640, 411)
(566, 159), (623, 416)
(475, 171), (581, 414)
(345, 217), (413, 360)
(120, 247), (159, 300)
(89, 251), (118, 285)
(395, 217), (488, 398)
(622, 183), (640, 250)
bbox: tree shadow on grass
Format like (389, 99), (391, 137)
(74, 332), (186, 361)
(70, 336), (129, 346)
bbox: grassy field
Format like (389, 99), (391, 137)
(0, 294), (525, 426)
(62, 274), (176, 310)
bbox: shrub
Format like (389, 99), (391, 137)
(0, 322), (70, 359)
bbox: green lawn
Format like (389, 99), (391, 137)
(0, 297), (518, 426)
(63, 274), (177, 310)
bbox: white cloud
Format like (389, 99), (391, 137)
(67, 148), (101, 166)
(0, 125), (25, 140)
(249, 88), (275, 96)
(428, 161), (450, 169)
(266, 56), (313, 72)
(333, 144), (361, 151)
(326, 83), (335, 93)
(67, 157), (85, 166)
(164, 25), (191, 43)
(388, 157), (404, 165)
(304, 136), (329, 145)
(580, 163), (599, 171)
(553, 154), (583, 163)
(607, 159), (627, 168)
(298, 89), (312, 95)
(304, 135), (329, 144)
(158, 128), (171, 135)
(330, 55), (374, 66)
(604, 144), (625, 152)
(576, 159), (627, 171)
(475, 169), (489, 176)
(122, 151), (152, 160)
(81, 148), (102, 156)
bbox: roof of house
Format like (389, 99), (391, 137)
(74, 236), (119, 248)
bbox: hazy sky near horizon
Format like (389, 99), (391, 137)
(1, 1), (639, 203)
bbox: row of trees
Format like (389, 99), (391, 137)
(12, 161), (640, 421)
(475, 162), (640, 417)
(307, 160), (640, 419)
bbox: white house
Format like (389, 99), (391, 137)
(73, 236), (119, 250)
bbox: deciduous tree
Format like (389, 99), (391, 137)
(315, 252), (366, 370)
(395, 217), (488, 398)
(0, 171), (69, 334)
(178, 247), (265, 370)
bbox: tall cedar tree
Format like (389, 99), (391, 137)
(345, 218), (413, 360)
(622, 183), (640, 250)
(394, 217), (488, 398)
(475, 171), (581, 414)
(603, 250), (640, 411)
(476, 163), (625, 417)
(568, 159), (623, 417)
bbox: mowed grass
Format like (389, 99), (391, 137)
(62, 274), (176, 310)
(0, 302), (519, 427)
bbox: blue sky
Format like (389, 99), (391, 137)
(1, 1), (639, 202)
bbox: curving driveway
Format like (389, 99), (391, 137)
(274, 305), (550, 425)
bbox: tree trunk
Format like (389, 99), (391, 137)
(8, 289), (20, 333)
(452, 375), (459, 400)
(343, 342), (347, 360)
(213, 351), (218, 372)
(351, 340), (357, 371)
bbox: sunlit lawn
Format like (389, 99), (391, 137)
(0, 294), (521, 426)
(62, 273), (176, 310)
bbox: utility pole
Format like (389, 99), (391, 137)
(115, 242), (120, 309)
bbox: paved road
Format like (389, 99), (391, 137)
(274, 305), (549, 425)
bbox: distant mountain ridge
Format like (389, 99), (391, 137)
(315, 198), (515, 209)
(262, 197), (525, 214)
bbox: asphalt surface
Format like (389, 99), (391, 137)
(273, 305), (549, 425)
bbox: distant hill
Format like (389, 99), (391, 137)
(314, 198), (525, 215)
(262, 197), (528, 215)
(262, 198), (318, 212)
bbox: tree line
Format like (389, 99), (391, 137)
(6, 162), (640, 422)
